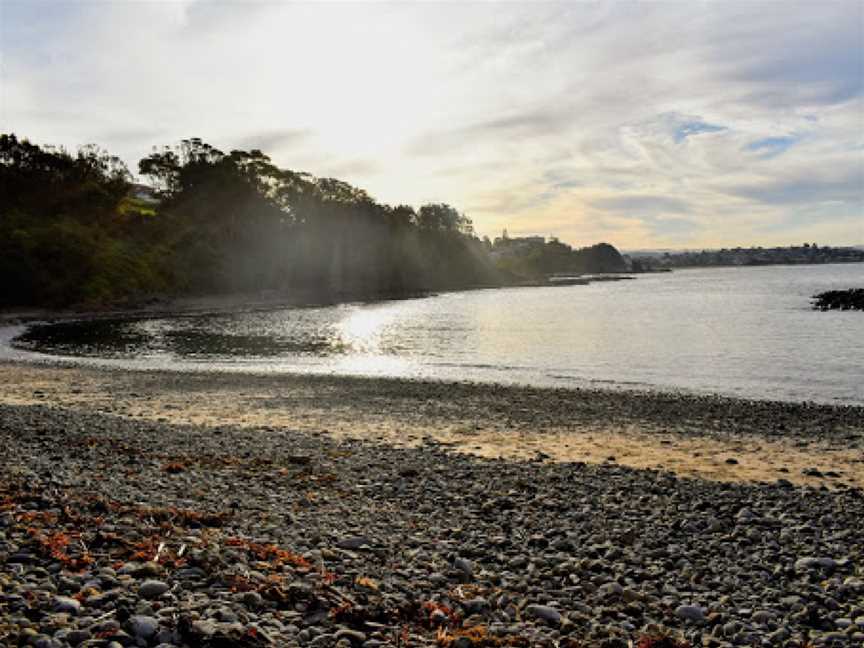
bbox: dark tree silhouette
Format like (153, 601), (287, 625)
(2, 133), (625, 308)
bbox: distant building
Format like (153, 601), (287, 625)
(518, 236), (546, 245)
(630, 244), (864, 269)
(492, 233), (545, 247)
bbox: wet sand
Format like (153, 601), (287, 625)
(1, 361), (862, 490)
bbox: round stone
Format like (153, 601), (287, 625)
(138, 580), (170, 599)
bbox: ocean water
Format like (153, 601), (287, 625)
(5, 264), (864, 405)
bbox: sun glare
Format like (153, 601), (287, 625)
(334, 307), (394, 355)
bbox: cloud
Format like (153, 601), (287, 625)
(591, 195), (691, 215)
(468, 185), (557, 217)
(234, 130), (315, 154)
(713, 2), (864, 107)
(317, 159), (382, 179)
(724, 168), (864, 206)
(405, 108), (571, 157)
(642, 216), (704, 240)
(180, 0), (270, 31)
(2, 0), (862, 248)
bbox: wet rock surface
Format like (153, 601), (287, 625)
(1, 402), (863, 647)
(812, 289), (864, 312)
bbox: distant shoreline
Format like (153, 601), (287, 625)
(3, 259), (862, 326)
(0, 275), (629, 327)
(630, 245), (864, 271)
(0, 287), (444, 327)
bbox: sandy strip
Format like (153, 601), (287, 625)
(1, 361), (862, 490)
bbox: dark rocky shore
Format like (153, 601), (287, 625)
(812, 290), (864, 312)
(2, 403), (863, 647)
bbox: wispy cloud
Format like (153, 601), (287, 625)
(405, 108), (572, 157)
(724, 167), (864, 206)
(234, 130), (315, 155)
(591, 196), (691, 215)
(317, 159), (382, 180)
(1, 0), (861, 248)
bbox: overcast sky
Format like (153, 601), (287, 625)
(2, 0), (862, 248)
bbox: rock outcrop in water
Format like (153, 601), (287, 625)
(812, 289), (864, 311)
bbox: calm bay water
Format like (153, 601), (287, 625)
(6, 264), (864, 404)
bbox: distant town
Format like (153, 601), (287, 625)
(486, 232), (864, 274)
(627, 243), (864, 270)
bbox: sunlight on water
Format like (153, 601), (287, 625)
(333, 306), (394, 354)
(5, 264), (864, 404)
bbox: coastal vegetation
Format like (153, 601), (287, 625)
(490, 233), (627, 276)
(0, 134), (492, 308)
(1, 134), (624, 310)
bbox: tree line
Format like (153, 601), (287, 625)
(1, 134), (624, 309)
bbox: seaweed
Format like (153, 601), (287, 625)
(636, 635), (690, 648)
(224, 537), (312, 570)
(435, 625), (530, 647)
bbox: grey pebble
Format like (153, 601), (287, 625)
(524, 604), (562, 624)
(52, 596), (81, 615)
(675, 604), (706, 622)
(127, 615), (160, 640)
(138, 580), (170, 599)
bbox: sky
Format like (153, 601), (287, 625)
(1, 0), (862, 249)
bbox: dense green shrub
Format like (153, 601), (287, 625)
(2, 133), (623, 309)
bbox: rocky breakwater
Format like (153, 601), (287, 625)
(1, 402), (863, 647)
(812, 289), (864, 311)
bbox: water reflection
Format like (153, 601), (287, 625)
(14, 302), (409, 362)
(16, 311), (343, 360)
(15, 319), (154, 358)
(8, 263), (864, 404)
(332, 306), (394, 354)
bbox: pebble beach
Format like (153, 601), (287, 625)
(1, 363), (864, 647)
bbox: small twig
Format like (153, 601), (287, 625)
(91, 609), (116, 623)
(330, 585), (359, 608)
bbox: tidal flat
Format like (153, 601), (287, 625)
(1, 362), (863, 646)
